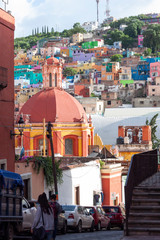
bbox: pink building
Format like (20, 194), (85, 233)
(150, 62), (160, 80)
(147, 77), (160, 96)
(138, 35), (144, 47)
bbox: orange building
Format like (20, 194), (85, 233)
(15, 57), (94, 157)
(117, 125), (152, 161)
(101, 164), (123, 205)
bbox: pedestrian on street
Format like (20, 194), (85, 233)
(49, 194), (62, 240)
(31, 192), (54, 240)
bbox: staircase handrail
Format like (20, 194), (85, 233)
(125, 149), (158, 236)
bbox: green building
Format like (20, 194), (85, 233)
(14, 65), (43, 84)
(82, 41), (98, 49)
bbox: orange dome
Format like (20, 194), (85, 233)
(20, 88), (88, 123)
(47, 57), (59, 65)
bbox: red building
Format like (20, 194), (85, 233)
(0, 9), (15, 171)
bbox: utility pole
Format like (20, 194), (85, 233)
(46, 122), (58, 199)
(96, 0), (99, 23)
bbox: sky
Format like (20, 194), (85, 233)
(1, 0), (160, 38)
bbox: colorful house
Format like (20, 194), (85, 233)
(150, 62), (160, 80)
(131, 61), (150, 81)
(72, 50), (95, 62)
(14, 65), (43, 84)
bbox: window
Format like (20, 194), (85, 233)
(49, 73), (52, 87)
(55, 73), (57, 87)
(140, 101), (144, 104)
(65, 138), (73, 155)
(152, 89), (155, 91)
(107, 101), (111, 105)
(107, 75), (112, 80)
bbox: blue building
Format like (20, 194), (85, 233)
(131, 61), (150, 80)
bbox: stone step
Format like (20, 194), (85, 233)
(134, 186), (160, 192)
(132, 192), (160, 199)
(132, 198), (160, 206)
(127, 227), (160, 236)
(129, 212), (160, 220)
(130, 205), (160, 213)
(128, 219), (160, 228)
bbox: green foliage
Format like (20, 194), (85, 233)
(110, 54), (123, 62)
(63, 67), (77, 77)
(143, 48), (152, 56)
(146, 113), (160, 149)
(134, 53), (141, 57)
(21, 156), (63, 187)
(143, 25), (160, 53)
(99, 160), (105, 169)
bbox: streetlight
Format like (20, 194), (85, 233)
(10, 115), (25, 139)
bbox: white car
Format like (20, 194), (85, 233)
(62, 205), (94, 233)
(22, 198), (37, 232)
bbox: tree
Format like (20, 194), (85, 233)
(51, 27), (54, 33)
(146, 113), (160, 149)
(110, 54), (123, 62)
(143, 48), (152, 56)
(110, 29), (124, 43)
(124, 23), (138, 38)
(73, 22), (81, 29)
(63, 67), (77, 77)
(143, 25), (160, 53)
(121, 34), (134, 48)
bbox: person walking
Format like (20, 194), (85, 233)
(50, 194), (62, 240)
(31, 192), (54, 240)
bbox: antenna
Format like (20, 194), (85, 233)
(2, 0), (9, 11)
(96, 0), (100, 23)
(106, 0), (110, 18)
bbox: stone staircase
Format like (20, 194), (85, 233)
(126, 171), (160, 236)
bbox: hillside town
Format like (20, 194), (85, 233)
(1, 2), (160, 240)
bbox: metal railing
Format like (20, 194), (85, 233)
(125, 149), (158, 236)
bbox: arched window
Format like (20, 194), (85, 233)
(55, 73), (57, 87)
(65, 138), (73, 155)
(49, 73), (52, 87)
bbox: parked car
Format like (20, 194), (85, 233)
(57, 210), (67, 234)
(83, 206), (110, 231)
(102, 205), (125, 230)
(62, 205), (95, 233)
(22, 198), (37, 232)
(29, 200), (67, 234)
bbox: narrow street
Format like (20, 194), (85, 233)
(14, 229), (124, 240)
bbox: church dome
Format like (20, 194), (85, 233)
(20, 88), (88, 123)
(47, 57), (59, 65)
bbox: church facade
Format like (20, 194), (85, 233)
(15, 57), (94, 157)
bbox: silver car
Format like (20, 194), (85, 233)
(62, 205), (94, 233)
(22, 198), (37, 231)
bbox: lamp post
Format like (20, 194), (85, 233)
(10, 115), (25, 140)
(46, 122), (58, 199)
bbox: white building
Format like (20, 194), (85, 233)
(58, 160), (102, 205)
(82, 21), (98, 32)
(14, 77), (30, 87)
(40, 46), (60, 57)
